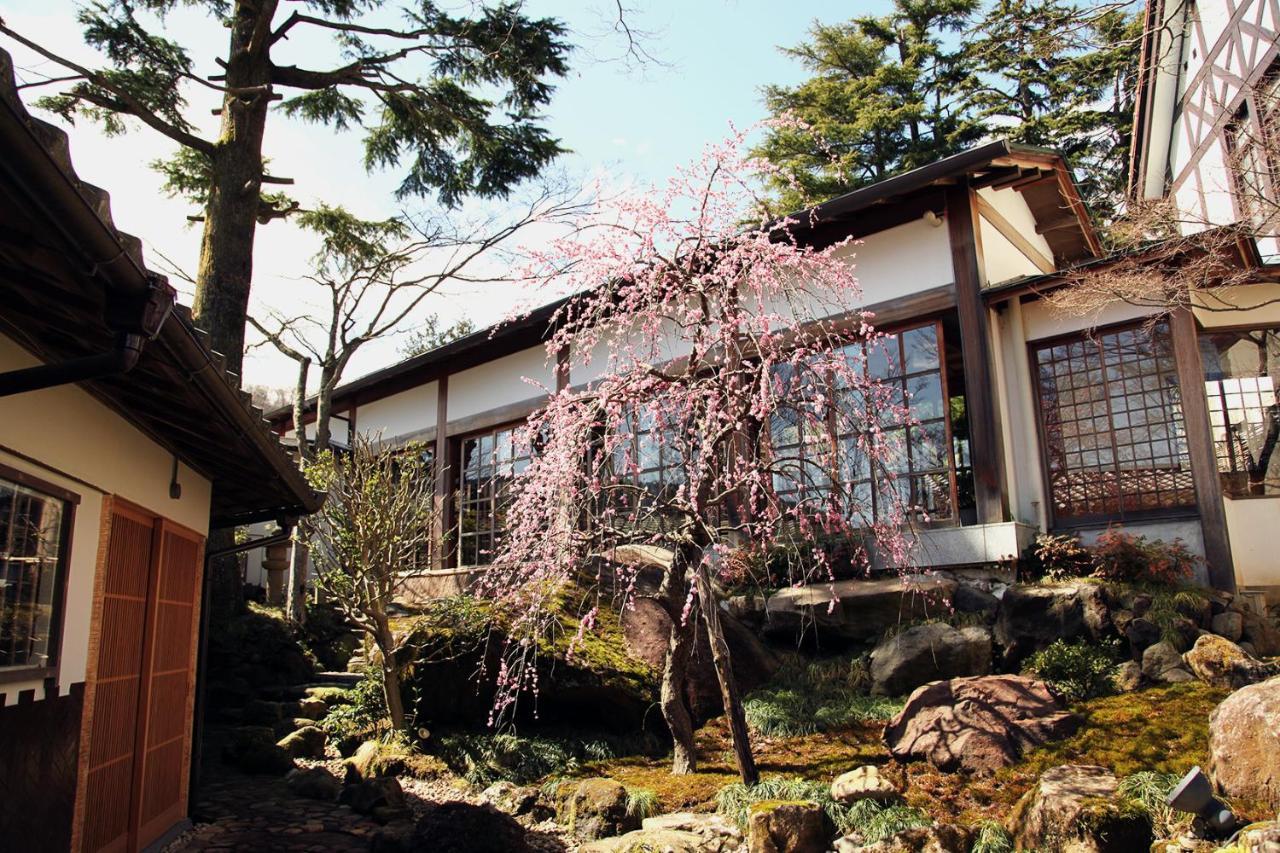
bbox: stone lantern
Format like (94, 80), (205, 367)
(263, 542), (290, 605)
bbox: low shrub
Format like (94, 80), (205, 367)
(969, 820), (1014, 853)
(715, 776), (929, 840)
(625, 787), (659, 821)
(319, 666), (388, 748)
(1024, 639), (1121, 703)
(1117, 771), (1189, 840)
(743, 659), (902, 737)
(433, 730), (643, 787)
(1091, 529), (1199, 585)
(1030, 533), (1094, 580)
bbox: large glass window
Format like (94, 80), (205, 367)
(456, 426), (530, 567)
(1200, 327), (1280, 496)
(1033, 320), (1196, 522)
(1, 474), (70, 674)
(613, 408), (686, 498)
(770, 321), (955, 523)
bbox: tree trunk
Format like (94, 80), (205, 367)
(694, 555), (757, 785)
(191, 0), (279, 379)
(314, 365), (335, 453)
(376, 630), (407, 732)
(291, 357), (311, 463)
(660, 568), (701, 773)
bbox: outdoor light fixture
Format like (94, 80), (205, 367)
(1167, 766), (1239, 837)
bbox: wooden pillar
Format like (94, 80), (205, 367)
(946, 184), (1007, 524)
(431, 375), (450, 571)
(1169, 308), (1236, 592)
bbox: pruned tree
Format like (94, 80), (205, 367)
(476, 126), (918, 783)
(2, 1), (573, 378)
(307, 435), (437, 732)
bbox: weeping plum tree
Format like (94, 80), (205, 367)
(476, 125), (920, 782)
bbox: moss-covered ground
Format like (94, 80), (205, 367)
(582, 681), (1267, 829)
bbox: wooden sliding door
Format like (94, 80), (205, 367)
(80, 500), (204, 853)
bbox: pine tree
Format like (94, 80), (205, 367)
(755, 0), (981, 212)
(2, 2), (570, 378)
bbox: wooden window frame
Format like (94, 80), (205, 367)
(1029, 319), (1199, 529)
(452, 420), (532, 569)
(1199, 324), (1280, 498)
(0, 460), (77, 686)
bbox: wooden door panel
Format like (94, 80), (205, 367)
(82, 507), (153, 853)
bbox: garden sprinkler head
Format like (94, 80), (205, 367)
(1167, 766), (1238, 837)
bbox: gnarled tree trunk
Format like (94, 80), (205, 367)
(659, 564), (697, 773)
(694, 552), (758, 785)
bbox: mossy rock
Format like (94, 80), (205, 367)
(347, 739), (449, 781)
(222, 726), (295, 776)
(304, 686), (352, 706)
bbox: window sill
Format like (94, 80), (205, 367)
(0, 665), (57, 686)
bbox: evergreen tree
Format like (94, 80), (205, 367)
(2, 2), (570, 378)
(755, 0), (981, 212)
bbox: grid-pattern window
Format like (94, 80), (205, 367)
(402, 446), (436, 572)
(1, 476), (68, 672)
(1200, 327), (1280, 496)
(613, 409), (686, 497)
(1033, 320), (1196, 521)
(771, 322), (954, 522)
(457, 427), (530, 567)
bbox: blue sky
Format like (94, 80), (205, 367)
(3, 1), (891, 388)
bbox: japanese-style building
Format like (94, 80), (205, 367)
(0, 49), (322, 853)
(270, 0), (1280, 606)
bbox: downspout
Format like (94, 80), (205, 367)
(0, 275), (174, 397)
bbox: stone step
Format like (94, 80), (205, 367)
(311, 671), (363, 687)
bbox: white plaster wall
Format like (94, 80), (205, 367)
(1194, 282), (1280, 327)
(448, 346), (556, 422)
(996, 301), (1049, 528)
(1074, 519), (1209, 584)
(355, 381), (438, 442)
(979, 187), (1054, 260)
(835, 216), (953, 308)
(1223, 497), (1280, 588)
(980, 217), (1041, 286)
(0, 333), (213, 705)
(1021, 298), (1163, 343)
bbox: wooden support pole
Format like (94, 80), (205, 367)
(1169, 308), (1236, 592)
(946, 185), (1007, 524)
(431, 375), (450, 571)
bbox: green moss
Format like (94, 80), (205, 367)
(748, 798), (817, 815)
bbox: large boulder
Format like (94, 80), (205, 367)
(1242, 609), (1280, 657)
(285, 766), (342, 802)
(765, 575), (957, 643)
(830, 766), (899, 804)
(868, 623), (992, 696)
(952, 585), (999, 619)
(994, 585), (1089, 667)
(1184, 634), (1279, 689)
(582, 813), (743, 853)
(221, 725), (295, 775)
(883, 675), (1078, 775)
(746, 801), (830, 853)
(277, 724), (327, 759)
(561, 778), (640, 841)
(1211, 611), (1244, 642)
(833, 824), (971, 853)
(338, 776), (408, 821)
(482, 781), (548, 819)
(1209, 674), (1280, 810)
(1232, 820), (1280, 852)
(1142, 641), (1195, 684)
(1008, 765), (1152, 853)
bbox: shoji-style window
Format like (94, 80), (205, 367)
(1032, 320), (1196, 522)
(1200, 327), (1280, 496)
(0, 467), (73, 678)
(456, 426), (531, 567)
(770, 321), (956, 523)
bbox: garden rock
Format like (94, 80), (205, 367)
(1233, 820), (1280, 852)
(222, 725), (295, 775)
(482, 780), (547, 818)
(1008, 764), (1153, 853)
(583, 813), (744, 852)
(1242, 611), (1280, 657)
(952, 585), (998, 619)
(1211, 611), (1244, 642)
(1208, 674), (1280, 810)
(830, 766), (899, 803)
(277, 724), (327, 759)
(1142, 642), (1195, 684)
(883, 674), (1078, 774)
(396, 801), (534, 853)
(338, 776), (406, 820)
(284, 766), (342, 802)
(240, 698), (287, 725)
(868, 623), (992, 696)
(1114, 661), (1143, 692)
(1184, 634), (1279, 689)
(833, 823), (972, 852)
(296, 696), (328, 719)
(746, 801), (829, 853)
(765, 575), (957, 643)
(994, 584), (1087, 667)
(1127, 618), (1163, 660)
(562, 778), (639, 840)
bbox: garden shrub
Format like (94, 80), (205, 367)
(319, 665), (388, 750)
(970, 820), (1014, 853)
(1117, 771), (1189, 839)
(1090, 530), (1198, 585)
(625, 787), (659, 821)
(1030, 533), (1094, 580)
(1024, 639), (1121, 703)
(715, 777), (929, 839)
(433, 730), (643, 787)
(743, 659), (902, 737)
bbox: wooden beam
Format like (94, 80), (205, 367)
(431, 375), (450, 571)
(946, 184), (1007, 523)
(1169, 308), (1237, 593)
(976, 194), (1056, 274)
(1034, 215), (1079, 235)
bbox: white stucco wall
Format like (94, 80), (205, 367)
(0, 333), (213, 705)
(1222, 497), (1280, 589)
(354, 381), (438, 442)
(448, 346), (556, 422)
(1020, 298), (1163, 343)
(978, 186), (1054, 285)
